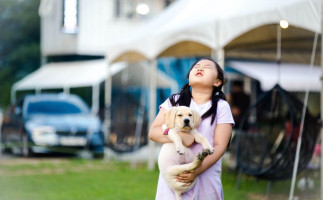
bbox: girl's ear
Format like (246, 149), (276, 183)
(213, 79), (222, 87)
(165, 107), (177, 129)
(192, 109), (201, 128)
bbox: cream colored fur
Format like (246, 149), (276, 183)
(158, 106), (214, 200)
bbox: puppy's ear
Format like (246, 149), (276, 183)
(165, 107), (177, 129)
(192, 110), (201, 128)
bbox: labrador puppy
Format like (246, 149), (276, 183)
(158, 106), (214, 200)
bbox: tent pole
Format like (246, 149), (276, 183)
(320, 51), (323, 200)
(215, 48), (225, 69)
(289, 31), (318, 200)
(92, 84), (99, 115)
(148, 59), (157, 171)
(104, 61), (112, 151)
(212, 21), (225, 69)
(276, 24), (281, 84)
(320, 1), (323, 199)
(131, 63), (148, 169)
(36, 88), (41, 94)
(63, 87), (70, 94)
(10, 87), (16, 104)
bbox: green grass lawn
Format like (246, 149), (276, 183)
(0, 157), (320, 200)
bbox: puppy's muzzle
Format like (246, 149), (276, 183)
(184, 119), (190, 126)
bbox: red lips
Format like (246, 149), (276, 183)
(195, 72), (203, 76)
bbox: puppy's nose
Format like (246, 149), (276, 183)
(184, 119), (190, 125)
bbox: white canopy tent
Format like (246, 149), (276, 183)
(12, 59), (177, 114)
(106, 0), (323, 197)
(112, 62), (178, 93)
(107, 0), (321, 63)
(12, 59), (123, 114)
(12, 60), (121, 92)
(228, 61), (321, 92)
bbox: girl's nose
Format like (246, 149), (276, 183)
(198, 68), (203, 71)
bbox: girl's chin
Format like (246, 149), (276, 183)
(190, 80), (212, 85)
(190, 84), (214, 89)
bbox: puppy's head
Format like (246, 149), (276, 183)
(165, 106), (201, 131)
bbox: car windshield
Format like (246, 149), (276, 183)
(26, 101), (85, 115)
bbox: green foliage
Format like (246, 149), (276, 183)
(0, 0), (41, 108)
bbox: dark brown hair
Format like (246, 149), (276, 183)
(169, 57), (227, 125)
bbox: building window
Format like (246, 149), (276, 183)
(164, 0), (175, 7)
(114, 0), (136, 19)
(114, 0), (150, 19)
(115, 0), (121, 18)
(62, 0), (78, 34)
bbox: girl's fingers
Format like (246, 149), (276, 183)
(176, 174), (194, 183)
(177, 174), (189, 180)
(183, 181), (193, 186)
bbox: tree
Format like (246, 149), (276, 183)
(0, 0), (41, 107)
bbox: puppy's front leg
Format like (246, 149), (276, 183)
(168, 129), (185, 155)
(192, 130), (214, 154)
(167, 149), (210, 177)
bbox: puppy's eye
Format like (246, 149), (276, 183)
(189, 114), (192, 116)
(177, 114), (182, 117)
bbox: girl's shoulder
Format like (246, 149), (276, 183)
(216, 99), (235, 125)
(160, 94), (179, 110)
(218, 98), (230, 107)
(217, 99), (232, 112)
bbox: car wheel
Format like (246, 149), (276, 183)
(0, 133), (5, 154)
(92, 152), (104, 159)
(22, 133), (32, 157)
(0, 129), (10, 154)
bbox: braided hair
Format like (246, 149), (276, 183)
(169, 57), (227, 125)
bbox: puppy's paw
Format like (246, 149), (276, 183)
(197, 152), (203, 161)
(176, 145), (185, 155)
(204, 147), (214, 155)
(197, 150), (208, 161)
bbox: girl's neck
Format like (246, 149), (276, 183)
(191, 87), (213, 104)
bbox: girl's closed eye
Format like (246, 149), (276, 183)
(193, 64), (214, 70)
(203, 65), (213, 70)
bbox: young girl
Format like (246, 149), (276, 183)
(149, 57), (234, 200)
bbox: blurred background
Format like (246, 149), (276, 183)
(0, 0), (322, 199)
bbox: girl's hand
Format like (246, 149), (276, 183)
(178, 132), (195, 148)
(176, 170), (198, 186)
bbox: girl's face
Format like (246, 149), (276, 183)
(188, 59), (222, 88)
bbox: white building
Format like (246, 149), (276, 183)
(39, 0), (175, 60)
(14, 0), (177, 108)
(16, 0), (177, 163)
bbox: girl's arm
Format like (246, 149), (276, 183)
(148, 108), (172, 144)
(176, 123), (232, 184)
(148, 108), (195, 147)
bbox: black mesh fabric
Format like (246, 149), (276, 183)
(236, 84), (320, 180)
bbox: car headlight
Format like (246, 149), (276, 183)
(30, 126), (58, 145)
(31, 126), (56, 135)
